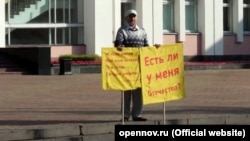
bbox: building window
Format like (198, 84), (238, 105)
(223, 0), (233, 33)
(163, 0), (174, 33)
(185, 0), (197, 33)
(243, 0), (250, 32)
(5, 0), (84, 45)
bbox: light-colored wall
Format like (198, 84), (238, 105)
(152, 0), (163, 45)
(163, 34), (201, 56)
(94, 0), (114, 55)
(50, 46), (86, 60)
(164, 0), (224, 57)
(183, 34), (202, 56)
(0, 0), (5, 47)
(84, 0), (113, 56)
(198, 0), (223, 56)
(163, 34), (178, 44)
(224, 36), (250, 55)
(113, 0), (121, 41)
(136, 0), (163, 46)
(2, 0), (250, 58)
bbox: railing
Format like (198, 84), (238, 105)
(8, 0), (39, 18)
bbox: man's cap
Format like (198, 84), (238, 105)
(125, 9), (137, 17)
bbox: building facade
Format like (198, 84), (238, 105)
(1, 0), (250, 59)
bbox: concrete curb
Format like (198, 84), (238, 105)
(50, 63), (250, 75)
(1, 115), (249, 141)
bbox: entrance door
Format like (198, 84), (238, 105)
(121, 0), (136, 26)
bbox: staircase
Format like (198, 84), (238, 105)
(0, 53), (30, 75)
(10, 0), (39, 18)
(6, 0), (47, 25)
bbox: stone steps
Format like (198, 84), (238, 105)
(50, 61), (250, 75)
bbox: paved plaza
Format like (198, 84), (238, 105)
(0, 69), (249, 140)
(0, 69), (249, 127)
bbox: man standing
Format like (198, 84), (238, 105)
(115, 9), (160, 122)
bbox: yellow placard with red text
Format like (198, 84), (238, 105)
(101, 43), (185, 105)
(102, 47), (141, 90)
(140, 43), (185, 105)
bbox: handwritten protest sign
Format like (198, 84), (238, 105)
(140, 43), (185, 105)
(101, 43), (185, 105)
(102, 48), (141, 90)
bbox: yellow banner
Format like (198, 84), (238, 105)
(102, 48), (141, 90)
(140, 43), (185, 105)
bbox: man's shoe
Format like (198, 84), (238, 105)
(133, 117), (147, 121)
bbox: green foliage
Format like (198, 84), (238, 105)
(59, 54), (101, 61)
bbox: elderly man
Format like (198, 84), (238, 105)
(115, 9), (160, 122)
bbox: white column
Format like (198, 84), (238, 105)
(198, 0), (205, 55)
(233, 0), (244, 42)
(198, 0), (223, 55)
(0, 0), (5, 47)
(214, 0), (224, 55)
(95, 0), (113, 55)
(175, 0), (185, 42)
(84, 0), (95, 54)
(198, 0), (215, 55)
(113, 0), (121, 42)
(136, 0), (153, 46)
(152, 0), (163, 45)
(77, 0), (84, 44)
(84, 0), (114, 56)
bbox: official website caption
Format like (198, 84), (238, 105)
(115, 125), (249, 140)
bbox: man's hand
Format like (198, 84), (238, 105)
(117, 45), (124, 51)
(154, 44), (161, 49)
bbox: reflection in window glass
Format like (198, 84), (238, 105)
(243, 0), (250, 31)
(10, 28), (50, 45)
(185, 0), (197, 33)
(163, 0), (174, 32)
(55, 0), (77, 23)
(5, 0), (84, 45)
(56, 27), (84, 45)
(223, 0), (232, 32)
